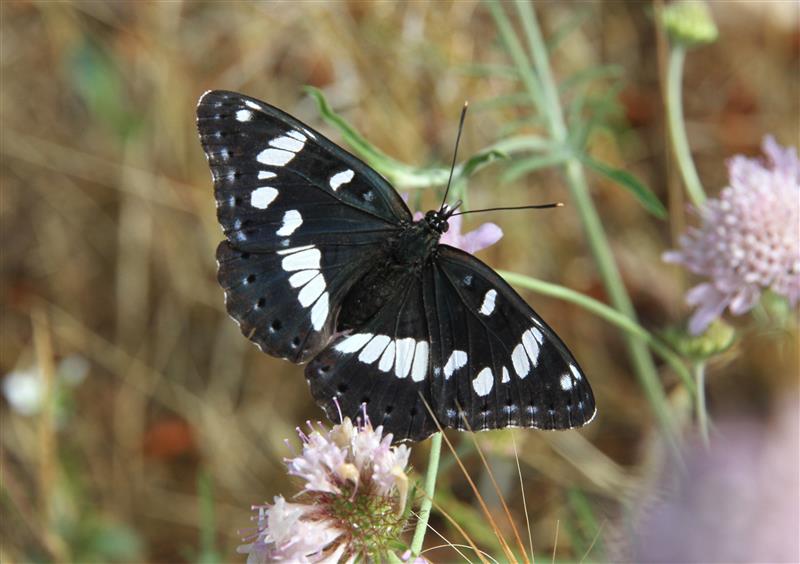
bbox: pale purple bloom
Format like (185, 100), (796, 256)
(239, 416), (411, 563)
(412, 210), (503, 253)
(664, 136), (800, 334)
(614, 398), (799, 563)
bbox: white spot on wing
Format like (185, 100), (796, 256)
(276, 210), (303, 236)
(359, 335), (391, 364)
(329, 169), (355, 191)
(511, 343), (530, 378)
(560, 374), (574, 391)
(277, 244), (313, 256)
(522, 329), (540, 367)
(251, 187), (278, 209)
(411, 341), (429, 382)
(281, 248), (320, 271)
(270, 135), (305, 153)
(443, 350), (468, 379)
(531, 327), (544, 344)
(258, 171), (277, 180)
(244, 100), (261, 110)
(479, 289), (497, 316)
(289, 269), (317, 288)
(236, 109), (252, 122)
(501, 366), (510, 383)
(473, 368), (494, 397)
(570, 364), (582, 381)
(297, 274), (325, 307)
(335, 333), (373, 354)
(257, 148), (295, 166)
(378, 341), (395, 372)
(287, 130), (307, 142)
(394, 338), (416, 378)
(310, 292), (328, 330)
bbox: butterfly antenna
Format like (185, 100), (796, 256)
(451, 202), (563, 216)
(439, 101), (469, 213)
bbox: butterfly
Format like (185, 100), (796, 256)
(196, 90), (596, 442)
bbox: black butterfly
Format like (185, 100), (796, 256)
(196, 90), (595, 442)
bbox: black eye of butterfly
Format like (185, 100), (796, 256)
(196, 90), (595, 442)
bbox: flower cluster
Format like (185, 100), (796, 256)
(239, 417), (411, 563)
(664, 136), (800, 334)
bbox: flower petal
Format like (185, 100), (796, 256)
(460, 222), (504, 253)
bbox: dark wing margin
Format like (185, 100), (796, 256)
(427, 245), (595, 433)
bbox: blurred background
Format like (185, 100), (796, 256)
(1, 1), (798, 562)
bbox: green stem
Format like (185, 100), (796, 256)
(499, 271), (696, 396)
(666, 44), (706, 206)
(693, 362), (710, 446)
(410, 432), (442, 556)
(505, 1), (681, 449)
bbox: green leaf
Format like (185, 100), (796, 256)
(581, 156), (667, 219)
(458, 149), (508, 179)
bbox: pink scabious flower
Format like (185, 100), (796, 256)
(238, 417), (411, 563)
(664, 136), (800, 335)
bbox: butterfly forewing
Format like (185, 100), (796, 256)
(197, 90), (411, 252)
(198, 90), (411, 361)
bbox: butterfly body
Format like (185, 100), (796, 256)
(198, 90), (596, 442)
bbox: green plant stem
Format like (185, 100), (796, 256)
(693, 362), (710, 446)
(666, 44), (706, 206)
(499, 271), (695, 396)
(504, 1), (681, 449)
(410, 432), (443, 556)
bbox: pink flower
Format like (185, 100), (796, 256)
(664, 136), (800, 334)
(239, 417), (411, 563)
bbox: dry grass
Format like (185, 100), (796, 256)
(1, 2), (797, 562)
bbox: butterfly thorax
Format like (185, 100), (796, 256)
(337, 215), (442, 330)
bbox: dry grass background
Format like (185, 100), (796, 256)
(1, 2), (798, 562)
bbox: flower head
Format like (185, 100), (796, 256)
(664, 136), (800, 334)
(239, 416), (411, 563)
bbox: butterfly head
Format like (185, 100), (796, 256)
(426, 200), (462, 234)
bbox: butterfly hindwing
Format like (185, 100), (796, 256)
(306, 245), (595, 442)
(306, 272), (440, 442)
(216, 240), (389, 362)
(198, 91), (411, 361)
(429, 245), (595, 432)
